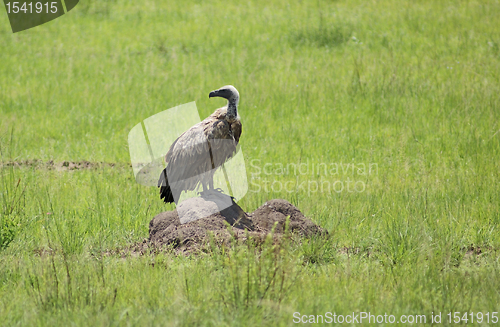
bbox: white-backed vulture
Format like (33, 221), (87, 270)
(157, 85), (242, 203)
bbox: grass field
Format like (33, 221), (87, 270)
(1, 0), (500, 325)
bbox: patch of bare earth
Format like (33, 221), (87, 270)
(0, 160), (130, 171)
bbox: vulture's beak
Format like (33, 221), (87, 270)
(209, 90), (218, 98)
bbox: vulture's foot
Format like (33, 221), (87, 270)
(215, 189), (237, 202)
(213, 188), (236, 202)
(198, 188), (235, 202)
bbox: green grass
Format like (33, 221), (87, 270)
(1, 0), (500, 325)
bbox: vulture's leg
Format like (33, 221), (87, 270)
(211, 177), (227, 195)
(198, 182), (208, 197)
(207, 141), (217, 193)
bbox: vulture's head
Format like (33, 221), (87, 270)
(209, 85), (239, 104)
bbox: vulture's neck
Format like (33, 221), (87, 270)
(226, 99), (238, 121)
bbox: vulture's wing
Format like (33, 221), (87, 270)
(232, 120), (242, 144)
(205, 119), (241, 168)
(165, 121), (213, 189)
(160, 109), (242, 202)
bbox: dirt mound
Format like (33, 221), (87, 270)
(149, 198), (327, 252)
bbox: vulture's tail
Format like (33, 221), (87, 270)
(158, 168), (175, 203)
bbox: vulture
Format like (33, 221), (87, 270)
(158, 85), (242, 204)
